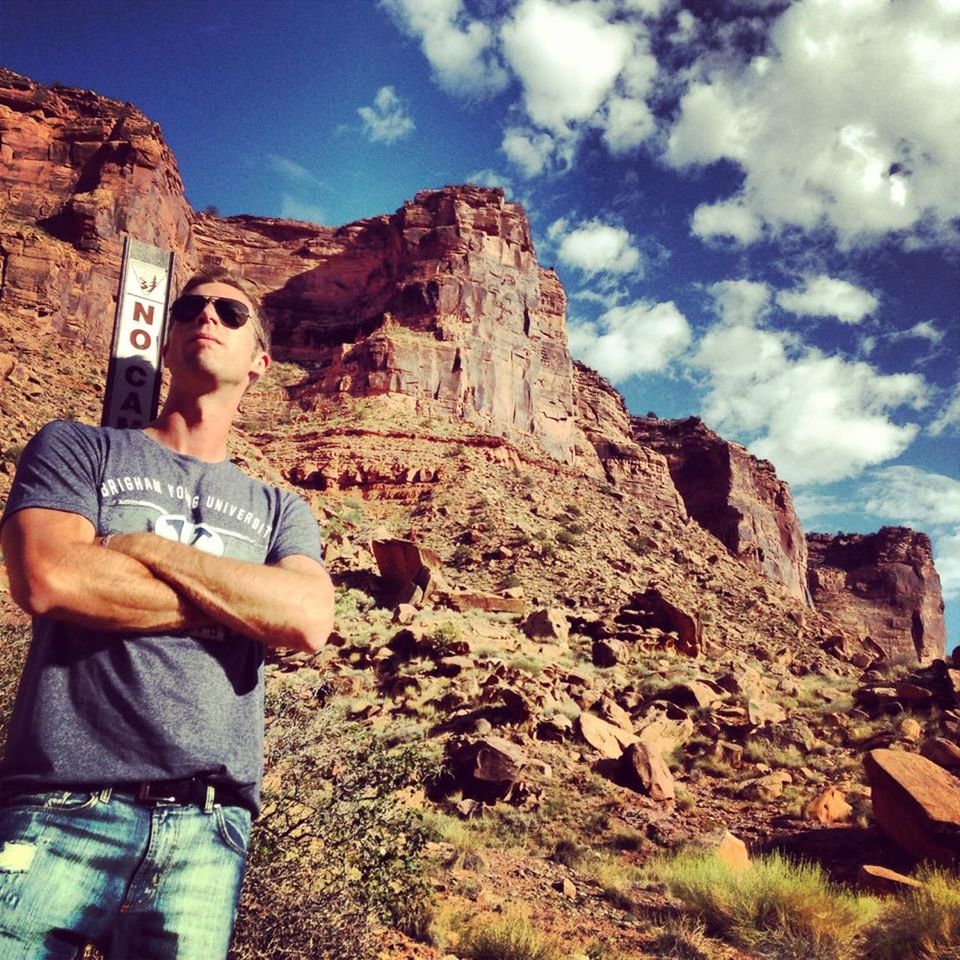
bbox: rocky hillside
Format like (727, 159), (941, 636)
(1, 67), (958, 959)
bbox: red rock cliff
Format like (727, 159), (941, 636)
(631, 416), (811, 605)
(0, 68), (194, 344)
(806, 527), (946, 663)
(193, 187), (577, 462)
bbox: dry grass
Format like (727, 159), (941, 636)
(459, 912), (563, 960)
(655, 850), (879, 960)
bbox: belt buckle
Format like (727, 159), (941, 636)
(137, 783), (178, 804)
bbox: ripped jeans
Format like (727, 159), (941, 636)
(0, 790), (251, 959)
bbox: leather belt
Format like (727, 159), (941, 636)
(117, 777), (246, 809)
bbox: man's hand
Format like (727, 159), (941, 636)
(104, 531), (334, 653)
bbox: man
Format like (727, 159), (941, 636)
(0, 268), (335, 959)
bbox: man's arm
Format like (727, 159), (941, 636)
(104, 531), (334, 653)
(2, 507), (211, 633)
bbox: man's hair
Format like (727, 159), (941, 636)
(180, 267), (271, 354)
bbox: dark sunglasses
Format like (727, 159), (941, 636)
(169, 294), (251, 329)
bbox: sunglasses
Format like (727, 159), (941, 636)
(169, 294), (251, 329)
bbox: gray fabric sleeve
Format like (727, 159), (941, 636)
(265, 491), (324, 566)
(1, 420), (103, 530)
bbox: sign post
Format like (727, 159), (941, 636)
(101, 237), (174, 429)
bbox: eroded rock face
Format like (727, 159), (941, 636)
(807, 527), (946, 663)
(572, 363), (686, 519)
(194, 187), (577, 462)
(0, 68), (194, 344)
(631, 417), (811, 605)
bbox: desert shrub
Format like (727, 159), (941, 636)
(460, 913), (562, 960)
(657, 850), (877, 960)
(555, 529), (578, 547)
(229, 677), (443, 960)
(865, 866), (960, 960)
(334, 586), (376, 620)
(451, 544), (474, 569)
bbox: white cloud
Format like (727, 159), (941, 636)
(936, 530), (960, 602)
(380, 0), (508, 95)
(776, 275), (879, 324)
(895, 320), (945, 345)
(691, 199), (763, 245)
(930, 385), (960, 436)
(551, 218), (641, 274)
(862, 466), (960, 528)
(569, 300), (692, 383)
(466, 168), (514, 194)
(695, 324), (928, 484)
(279, 194), (327, 224)
(665, 0), (960, 247)
(358, 87), (415, 144)
(501, 0), (634, 135)
(603, 96), (656, 154)
(709, 279), (771, 327)
(267, 154), (322, 186)
(502, 127), (557, 178)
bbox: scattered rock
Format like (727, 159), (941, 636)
(622, 741), (675, 801)
(372, 538), (442, 603)
(864, 748), (960, 864)
(521, 608), (569, 644)
(577, 712), (636, 760)
(805, 786), (853, 824)
(857, 864), (923, 896)
(715, 831), (750, 872)
(920, 737), (960, 770)
(450, 736), (528, 803)
(448, 591), (526, 614)
(740, 771), (792, 802)
(592, 638), (627, 667)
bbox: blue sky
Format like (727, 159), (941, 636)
(2, 0), (958, 644)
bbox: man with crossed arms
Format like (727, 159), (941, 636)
(0, 268), (334, 959)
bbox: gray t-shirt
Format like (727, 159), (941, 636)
(0, 420), (324, 815)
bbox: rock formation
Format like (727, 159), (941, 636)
(807, 527), (946, 663)
(193, 188), (577, 463)
(632, 416), (811, 605)
(0, 68), (194, 344)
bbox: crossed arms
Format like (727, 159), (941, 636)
(1, 508), (334, 653)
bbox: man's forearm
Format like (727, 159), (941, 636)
(106, 532), (333, 652)
(16, 541), (212, 633)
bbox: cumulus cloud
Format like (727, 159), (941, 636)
(380, 0), (508, 95)
(501, 0), (634, 135)
(665, 0), (960, 247)
(695, 324), (928, 484)
(709, 279), (771, 327)
(569, 300), (692, 383)
(776, 275), (879, 324)
(358, 86), (416, 144)
(502, 127), (558, 178)
(550, 218), (641, 275)
(691, 199), (763, 245)
(930, 385), (960, 436)
(466, 168), (514, 193)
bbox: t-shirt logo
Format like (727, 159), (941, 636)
(153, 514), (225, 556)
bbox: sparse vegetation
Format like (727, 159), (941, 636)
(460, 913), (562, 960)
(656, 850), (879, 960)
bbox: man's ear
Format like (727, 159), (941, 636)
(247, 349), (270, 387)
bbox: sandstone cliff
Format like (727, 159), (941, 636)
(806, 528), (946, 663)
(0, 68), (194, 343)
(193, 188), (577, 463)
(632, 416), (811, 606)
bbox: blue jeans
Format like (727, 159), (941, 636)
(0, 790), (251, 959)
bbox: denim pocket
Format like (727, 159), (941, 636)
(3, 791), (98, 812)
(215, 804), (252, 857)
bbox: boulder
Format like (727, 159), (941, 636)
(864, 748), (960, 864)
(521, 608), (570, 644)
(805, 786), (853, 824)
(715, 832), (751, 872)
(592, 638), (628, 667)
(920, 737), (960, 770)
(622, 742), (675, 801)
(577, 713), (636, 760)
(450, 736), (528, 803)
(372, 538), (442, 602)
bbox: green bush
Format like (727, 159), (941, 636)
(230, 677), (443, 960)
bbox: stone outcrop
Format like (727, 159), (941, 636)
(864, 748), (960, 864)
(807, 528), (946, 663)
(572, 363), (686, 518)
(194, 188), (578, 463)
(632, 417), (810, 605)
(0, 68), (194, 345)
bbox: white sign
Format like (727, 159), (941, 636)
(102, 238), (174, 429)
